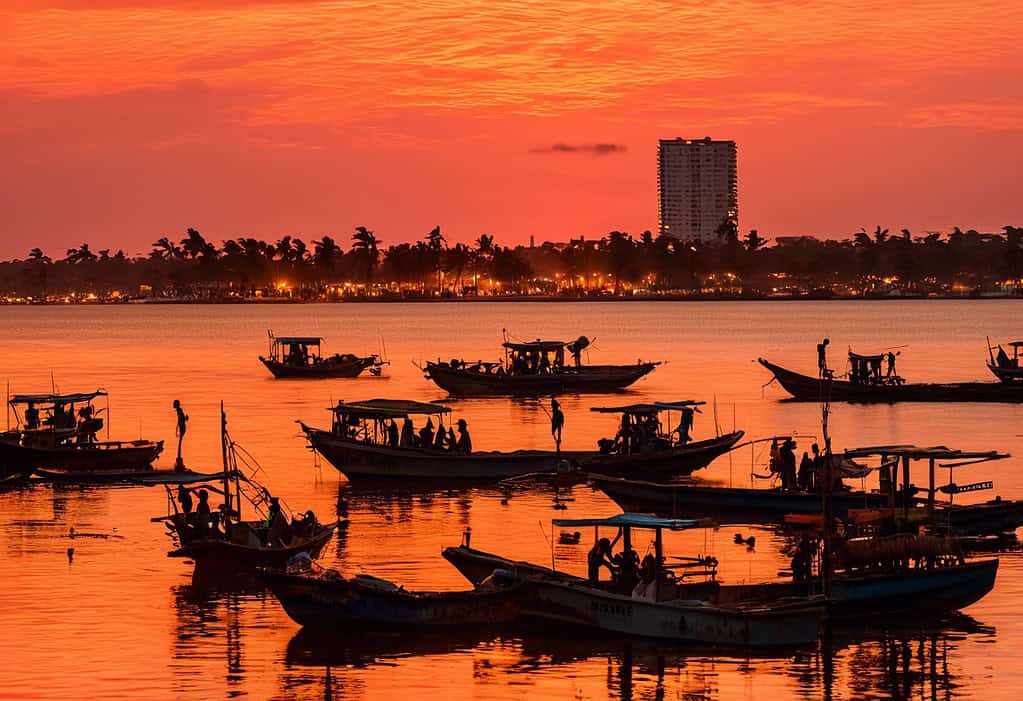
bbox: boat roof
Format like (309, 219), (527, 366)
(1005, 341), (1023, 348)
(552, 513), (702, 531)
(273, 336), (322, 345)
(590, 401), (705, 414)
(332, 398), (451, 418)
(843, 445), (1009, 461)
(848, 351), (885, 361)
(10, 391), (107, 405)
(502, 339), (567, 351)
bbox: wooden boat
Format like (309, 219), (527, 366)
(759, 358), (1023, 403)
(35, 468), (226, 485)
(987, 338), (1023, 383)
(442, 514), (824, 647)
(423, 336), (659, 396)
(593, 475), (887, 522)
(262, 567), (526, 628)
(0, 391), (163, 477)
(259, 332), (385, 379)
(158, 405), (336, 575)
(300, 399), (743, 481)
(443, 533), (997, 622)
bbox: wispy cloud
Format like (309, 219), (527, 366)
(530, 143), (626, 155)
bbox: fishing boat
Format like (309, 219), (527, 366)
(986, 338), (1023, 383)
(759, 357), (1023, 403)
(262, 564), (526, 628)
(840, 445), (1023, 537)
(259, 331), (386, 379)
(299, 399), (743, 481)
(0, 391), (163, 478)
(422, 334), (660, 396)
(443, 514), (824, 647)
(158, 405), (336, 575)
(443, 517), (998, 624)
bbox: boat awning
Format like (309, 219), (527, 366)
(273, 336), (322, 345)
(10, 391), (107, 405)
(502, 340), (567, 352)
(848, 351), (885, 361)
(1006, 341), (1023, 348)
(590, 401), (705, 414)
(332, 399), (451, 418)
(553, 513), (703, 531)
(844, 445), (1009, 462)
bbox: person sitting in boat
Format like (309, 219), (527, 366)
(24, 402), (40, 430)
(633, 553), (662, 600)
(791, 536), (814, 583)
(434, 420), (448, 450)
(587, 536), (619, 584)
(266, 497), (290, 546)
(455, 419), (472, 454)
(613, 547), (641, 593)
(769, 438), (781, 474)
(386, 419), (400, 448)
(870, 356), (882, 382)
(76, 405), (99, 444)
(446, 426), (457, 451)
(539, 352), (551, 374)
(399, 417), (415, 448)
(419, 418), (435, 448)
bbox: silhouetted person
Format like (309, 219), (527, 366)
(886, 351), (899, 378)
(399, 417), (414, 448)
(387, 419), (399, 448)
(456, 418), (472, 454)
(419, 418), (435, 448)
(195, 488), (211, 538)
(173, 399), (189, 471)
(817, 338), (830, 376)
(434, 421), (447, 450)
(24, 402), (40, 430)
(446, 426), (457, 452)
(550, 399), (565, 452)
(798, 451), (814, 491)
(811, 443), (824, 490)
(587, 537), (616, 584)
(780, 439), (797, 490)
(675, 406), (697, 445)
(177, 485), (193, 514)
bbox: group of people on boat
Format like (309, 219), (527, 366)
(848, 351), (902, 386)
(173, 484), (320, 548)
(597, 407), (697, 456)
(333, 405), (473, 454)
(769, 439), (843, 492)
(587, 529), (673, 599)
(20, 400), (102, 444)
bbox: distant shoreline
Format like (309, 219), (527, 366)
(3, 294), (1022, 306)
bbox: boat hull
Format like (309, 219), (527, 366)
(988, 362), (1023, 384)
(759, 358), (1023, 403)
(594, 476), (886, 522)
(585, 432), (745, 478)
(424, 362), (658, 396)
(261, 356), (379, 379)
(0, 436), (163, 476)
(171, 524), (335, 573)
(263, 572), (524, 628)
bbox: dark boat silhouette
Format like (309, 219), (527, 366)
(259, 332), (385, 379)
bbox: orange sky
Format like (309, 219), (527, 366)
(2, 0), (1022, 257)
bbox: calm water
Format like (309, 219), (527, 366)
(2, 301), (1022, 700)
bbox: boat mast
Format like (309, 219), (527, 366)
(819, 352), (834, 601)
(220, 401), (233, 527)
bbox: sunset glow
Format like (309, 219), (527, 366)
(3, 1), (1022, 256)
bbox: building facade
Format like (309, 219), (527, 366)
(657, 137), (737, 243)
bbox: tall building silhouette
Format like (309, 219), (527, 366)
(657, 137), (737, 243)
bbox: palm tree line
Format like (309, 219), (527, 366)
(2, 223), (1022, 299)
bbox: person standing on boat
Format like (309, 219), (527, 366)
(456, 418), (472, 454)
(176, 485), (194, 514)
(779, 439), (797, 490)
(886, 351), (899, 379)
(194, 489), (211, 538)
(797, 451), (814, 491)
(587, 537), (618, 584)
(817, 338), (830, 377)
(173, 400), (189, 471)
(386, 419), (400, 448)
(434, 420), (448, 450)
(675, 406), (697, 445)
(811, 443), (823, 491)
(550, 399), (565, 452)
(446, 426), (457, 451)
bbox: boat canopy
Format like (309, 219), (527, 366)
(1006, 341), (1023, 348)
(848, 351), (885, 361)
(553, 513), (703, 531)
(844, 445), (1009, 462)
(502, 339), (568, 352)
(9, 390), (107, 405)
(590, 401), (705, 415)
(273, 336), (322, 346)
(332, 398), (451, 418)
